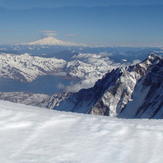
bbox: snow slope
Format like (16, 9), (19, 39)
(0, 101), (163, 163)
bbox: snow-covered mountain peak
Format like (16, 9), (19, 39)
(26, 36), (84, 46)
(51, 53), (163, 119)
(143, 53), (161, 65)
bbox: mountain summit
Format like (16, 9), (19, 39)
(50, 53), (163, 119)
(26, 36), (84, 46)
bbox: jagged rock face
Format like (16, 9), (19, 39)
(52, 69), (122, 113)
(52, 54), (163, 119)
(120, 55), (163, 118)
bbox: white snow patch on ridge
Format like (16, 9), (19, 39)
(0, 53), (66, 82)
(0, 100), (163, 163)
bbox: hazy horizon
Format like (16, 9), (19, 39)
(0, 0), (163, 47)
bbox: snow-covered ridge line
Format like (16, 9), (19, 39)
(51, 53), (163, 119)
(65, 53), (119, 92)
(0, 53), (66, 82)
(0, 52), (118, 86)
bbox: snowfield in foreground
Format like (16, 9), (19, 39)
(0, 101), (163, 163)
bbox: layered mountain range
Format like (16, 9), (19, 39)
(0, 53), (117, 86)
(50, 54), (163, 119)
(0, 52), (162, 119)
(0, 53), (66, 82)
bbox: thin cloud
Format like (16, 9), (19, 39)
(40, 30), (57, 37)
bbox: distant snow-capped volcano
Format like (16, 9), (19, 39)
(26, 36), (84, 46)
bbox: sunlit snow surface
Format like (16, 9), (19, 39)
(0, 101), (163, 163)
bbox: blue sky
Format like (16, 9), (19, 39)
(0, 0), (163, 46)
